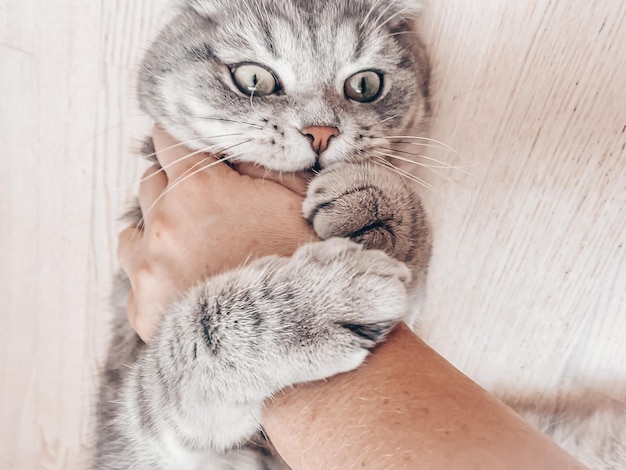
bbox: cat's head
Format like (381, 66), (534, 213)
(139, 0), (430, 171)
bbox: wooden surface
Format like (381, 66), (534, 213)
(1, 0), (624, 468)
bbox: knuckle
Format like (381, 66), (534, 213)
(117, 229), (140, 265)
(144, 216), (176, 247)
(145, 211), (170, 231)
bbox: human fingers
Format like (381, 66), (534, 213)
(126, 288), (163, 343)
(139, 164), (168, 222)
(124, 275), (168, 343)
(125, 290), (140, 340)
(235, 162), (313, 197)
(117, 226), (146, 337)
(118, 225), (172, 343)
(118, 226), (144, 275)
(152, 125), (233, 181)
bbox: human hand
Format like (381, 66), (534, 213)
(118, 126), (316, 342)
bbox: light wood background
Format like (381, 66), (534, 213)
(1, 0), (624, 468)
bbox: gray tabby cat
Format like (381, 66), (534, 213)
(95, 1), (432, 468)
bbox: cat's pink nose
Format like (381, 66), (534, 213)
(301, 126), (340, 154)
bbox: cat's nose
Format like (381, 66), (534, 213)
(301, 126), (340, 154)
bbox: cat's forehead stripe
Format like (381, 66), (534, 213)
(138, 0), (428, 171)
(216, 15), (389, 88)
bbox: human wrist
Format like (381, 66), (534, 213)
(263, 324), (584, 469)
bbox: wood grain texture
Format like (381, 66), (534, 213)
(0, 0), (624, 467)
(418, 0), (626, 398)
(0, 1), (164, 467)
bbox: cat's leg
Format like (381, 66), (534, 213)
(303, 161), (432, 286)
(98, 238), (410, 468)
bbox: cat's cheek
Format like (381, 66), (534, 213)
(268, 141), (317, 172)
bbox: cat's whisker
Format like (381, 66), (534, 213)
(132, 158), (210, 232)
(372, 156), (439, 193)
(379, 144), (470, 176)
(217, 138), (254, 156)
(136, 139), (251, 230)
(136, 152), (245, 232)
(384, 159), (440, 194)
(193, 116), (264, 130)
(77, 122), (126, 150)
(373, 156), (439, 193)
(367, 2), (396, 35)
(378, 147), (470, 174)
(140, 134), (242, 172)
(164, 157), (237, 198)
(374, 151), (456, 183)
(379, 113), (402, 124)
(379, 30), (419, 41)
(371, 6), (411, 37)
(76, 112), (157, 150)
(372, 136), (456, 157)
(386, 135), (460, 157)
(141, 137), (206, 163)
(160, 137), (254, 199)
(247, 89), (268, 122)
(387, 140), (452, 152)
(108, 139), (230, 192)
(359, 0), (384, 29)
(139, 137), (243, 184)
(377, 150), (457, 171)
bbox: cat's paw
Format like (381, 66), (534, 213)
(303, 162), (404, 255)
(303, 161), (432, 278)
(294, 238), (410, 345)
(283, 238), (410, 382)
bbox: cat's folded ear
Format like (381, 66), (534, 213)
(393, 0), (427, 15)
(179, 0), (227, 17)
(179, 0), (426, 18)
(379, 0), (426, 33)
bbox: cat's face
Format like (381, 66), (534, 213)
(139, 0), (429, 171)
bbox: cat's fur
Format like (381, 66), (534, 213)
(95, 0), (625, 468)
(96, 1), (431, 468)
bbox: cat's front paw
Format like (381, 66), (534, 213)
(303, 162), (431, 278)
(293, 238), (411, 347)
(303, 162), (413, 257)
(277, 238), (411, 383)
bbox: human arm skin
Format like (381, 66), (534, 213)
(263, 323), (585, 470)
(118, 130), (585, 469)
(119, 126), (315, 341)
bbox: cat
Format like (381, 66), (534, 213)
(94, 1), (626, 468)
(95, 1), (432, 468)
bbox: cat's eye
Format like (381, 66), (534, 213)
(344, 70), (383, 103)
(231, 63), (280, 97)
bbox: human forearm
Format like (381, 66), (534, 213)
(263, 323), (585, 470)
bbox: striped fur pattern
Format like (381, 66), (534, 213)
(94, 0), (626, 470)
(94, 0), (625, 468)
(95, 1), (432, 468)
